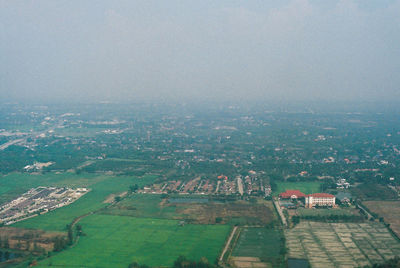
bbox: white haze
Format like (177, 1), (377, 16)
(0, 0), (399, 103)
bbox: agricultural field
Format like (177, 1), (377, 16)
(36, 214), (230, 267)
(231, 227), (284, 267)
(286, 221), (400, 268)
(175, 201), (274, 225)
(273, 182), (322, 196)
(0, 227), (64, 252)
(102, 194), (179, 219)
(13, 175), (156, 231)
(103, 194), (275, 225)
(364, 201), (400, 237)
(294, 207), (360, 217)
(79, 158), (147, 173)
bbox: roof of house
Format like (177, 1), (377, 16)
(306, 193), (335, 198)
(279, 190), (306, 198)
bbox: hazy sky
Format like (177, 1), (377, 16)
(1, 0), (399, 103)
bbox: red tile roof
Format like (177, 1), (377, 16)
(279, 190), (306, 198)
(307, 193), (335, 198)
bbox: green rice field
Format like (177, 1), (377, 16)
(37, 215), (230, 267)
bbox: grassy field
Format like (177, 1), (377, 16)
(273, 181), (322, 196)
(13, 175), (157, 231)
(103, 195), (275, 225)
(364, 201), (400, 237)
(351, 183), (398, 200)
(232, 227), (283, 262)
(103, 194), (179, 219)
(286, 221), (400, 268)
(36, 215), (230, 267)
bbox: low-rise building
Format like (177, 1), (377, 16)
(305, 193), (336, 208)
(336, 178), (350, 189)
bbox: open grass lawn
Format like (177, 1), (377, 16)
(232, 227), (283, 261)
(273, 181), (322, 196)
(13, 175), (157, 231)
(37, 215), (230, 268)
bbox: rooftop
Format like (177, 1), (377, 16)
(307, 193), (335, 198)
(279, 190), (306, 198)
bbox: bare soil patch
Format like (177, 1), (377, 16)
(103, 191), (128, 203)
(230, 257), (271, 268)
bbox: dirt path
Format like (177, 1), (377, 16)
(273, 198), (287, 227)
(237, 176), (243, 196)
(357, 203), (374, 220)
(103, 191), (128, 203)
(219, 226), (238, 261)
(215, 181), (221, 193)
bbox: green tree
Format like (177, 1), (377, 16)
(67, 228), (74, 245)
(129, 184), (139, 193)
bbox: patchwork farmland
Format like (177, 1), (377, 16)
(231, 227), (284, 268)
(286, 221), (400, 268)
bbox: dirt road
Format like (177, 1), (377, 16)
(219, 226), (238, 261)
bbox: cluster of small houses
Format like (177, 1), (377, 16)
(140, 172), (272, 197)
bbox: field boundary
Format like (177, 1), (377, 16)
(273, 198), (287, 227)
(219, 226), (238, 261)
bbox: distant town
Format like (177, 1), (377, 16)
(0, 102), (399, 267)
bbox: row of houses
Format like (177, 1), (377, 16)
(279, 190), (336, 208)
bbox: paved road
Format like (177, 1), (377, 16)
(0, 138), (25, 150)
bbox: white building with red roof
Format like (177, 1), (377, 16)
(305, 193), (336, 208)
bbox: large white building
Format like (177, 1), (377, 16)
(305, 193), (336, 208)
